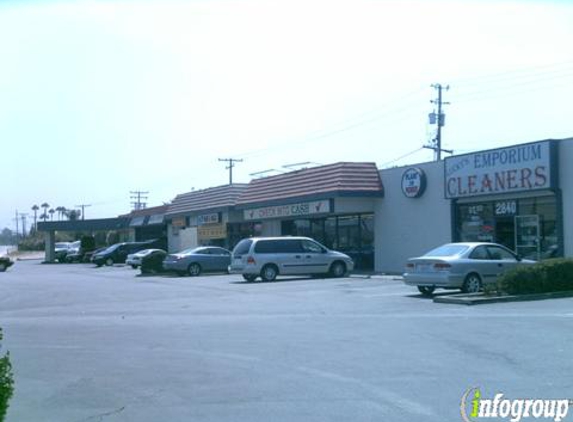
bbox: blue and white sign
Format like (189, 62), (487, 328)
(444, 141), (555, 199)
(197, 213), (220, 225)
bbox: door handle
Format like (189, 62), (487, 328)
(305, 255), (312, 259)
(295, 255), (301, 259)
(497, 263), (503, 267)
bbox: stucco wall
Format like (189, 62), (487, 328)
(167, 225), (198, 253)
(558, 138), (573, 256)
(375, 161), (451, 274)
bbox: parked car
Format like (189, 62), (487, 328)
(84, 247), (107, 264)
(0, 255), (14, 272)
(126, 249), (165, 269)
(54, 242), (72, 262)
(163, 246), (232, 276)
(228, 236), (354, 282)
(92, 242), (153, 267)
(403, 242), (536, 295)
(140, 249), (168, 274)
(63, 241), (82, 263)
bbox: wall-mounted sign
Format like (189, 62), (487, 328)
(444, 141), (555, 199)
(197, 213), (220, 225)
(171, 216), (186, 228)
(198, 223), (227, 240)
(401, 167), (426, 198)
(244, 200), (331, 221)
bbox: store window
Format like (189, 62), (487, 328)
(279, 214), (374, 270)
(455, 195), (559, 260)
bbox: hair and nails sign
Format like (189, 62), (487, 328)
(444, 141), (554, 199)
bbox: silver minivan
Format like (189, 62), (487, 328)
(228, 236), (354, 282)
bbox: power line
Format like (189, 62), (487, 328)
(74, 204), (91, 220)
(218, 158), (243, 184)
(379, 147), (425, 168)
(130, 191), (149, 211)
(233, 87), (427, 160)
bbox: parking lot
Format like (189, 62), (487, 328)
(1, 260), (572, 422)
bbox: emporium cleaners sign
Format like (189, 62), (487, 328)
(244, 200), (331, 221)
(444, 141), (555, 199)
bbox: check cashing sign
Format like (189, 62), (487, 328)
(444, 141), (557, 199)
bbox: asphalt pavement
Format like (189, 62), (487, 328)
(1, 261), (572, 422)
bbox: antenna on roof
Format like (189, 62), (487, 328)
(249, 169), (286, 179)
(282, 162), (322, 171)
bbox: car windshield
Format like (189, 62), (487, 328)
(55, 242), (69, 249)
(424, 244), (469, 257)
(101, 244), (120, 253)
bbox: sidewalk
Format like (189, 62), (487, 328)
(7, 251), (45, 261)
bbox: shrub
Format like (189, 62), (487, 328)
(0, 328), (14, 422)
(497, 258), (573, 295)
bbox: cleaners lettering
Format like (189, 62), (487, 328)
(447, 166), (548, 197)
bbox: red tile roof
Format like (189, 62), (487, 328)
(236, 162), (383, 206)
(166, 184), (248, 217)
(121, 204), (169, 218)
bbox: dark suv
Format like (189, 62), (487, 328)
(92, 241), (160, 267)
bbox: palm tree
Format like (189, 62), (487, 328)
(49, 208), (55, 220)
(55, 206), (63, 220)
(40, 203), (49, 222)
(31, 204), (39, 231)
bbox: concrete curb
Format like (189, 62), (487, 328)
(433, 290), (573, 305)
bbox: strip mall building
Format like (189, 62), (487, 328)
(163, 137), (572, 273)
(39, 137), (573, 273)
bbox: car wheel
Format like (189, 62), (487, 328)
(260, 265), (278, 282)
(188, 263), (202, 277)
(417, 286), (435, 296)
(463, 273), (482, 293)
(242, 274), (257, 282)
(131, 265), (137, 269)
(0, 263), (6, 272)
(329, 261), (346, 278)
(105, 258), (114, 267)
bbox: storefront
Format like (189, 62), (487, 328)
(235, 163), (383, 270)
(375, 137), (573, 274)
(446, 140), (561, 260)
(165, 184), (248, 252)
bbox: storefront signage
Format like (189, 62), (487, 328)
(401, 167), (426, 198)
(198, 223), (227, 240)
(244, 200), (331, 221)
(444, 141), (554, 199)
(494, 201), (517, 216)
(197, 213), (220, 225)
(171, 216), (186, 228)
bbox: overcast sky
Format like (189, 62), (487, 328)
(1, 0), (572, 232)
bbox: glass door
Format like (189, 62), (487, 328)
(515, 215), (540, 260)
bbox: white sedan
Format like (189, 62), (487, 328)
(403, 242), (536, 296)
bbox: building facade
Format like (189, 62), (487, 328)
(375, 138), (573, 274)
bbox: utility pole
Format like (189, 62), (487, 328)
(130, 191), (149, 211)
(14, 210), (19, 239)
(218, 158), (243, 185)
(19, 213), (28, 237)
(75, 204), (91, 220)
(424, 83), (453, 161)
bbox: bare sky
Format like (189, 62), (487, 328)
(1, 0), (572, 231)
